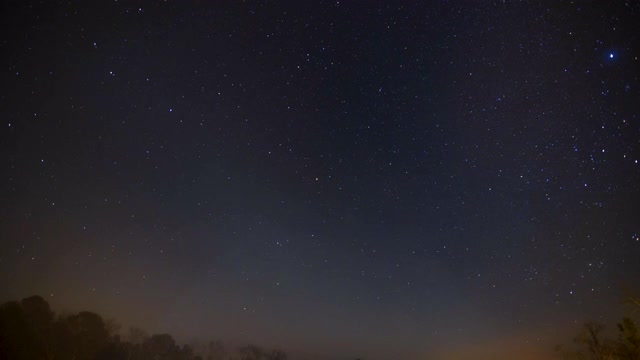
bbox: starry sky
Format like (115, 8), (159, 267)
(1, 1), (639, 359)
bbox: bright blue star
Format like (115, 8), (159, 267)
(609, 53), (614, 59)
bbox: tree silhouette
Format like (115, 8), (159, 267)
(0, 295), (287, 360)
(558, 318), (640, 359)
(67, 311), (110, 360)
(0, 300), (38, 359)
(616, 318), (640, 360)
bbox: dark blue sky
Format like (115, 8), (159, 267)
(1, 1), (639, 359)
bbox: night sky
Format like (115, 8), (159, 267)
(1, 1), (639, 359)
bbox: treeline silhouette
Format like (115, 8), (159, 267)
(5, 294), (638, 359)
(0, 295), (288, 360)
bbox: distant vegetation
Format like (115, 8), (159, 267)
(2, 294), (638, 359)
(557, 296), (640, 360)
(0, 295), (287, 360)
